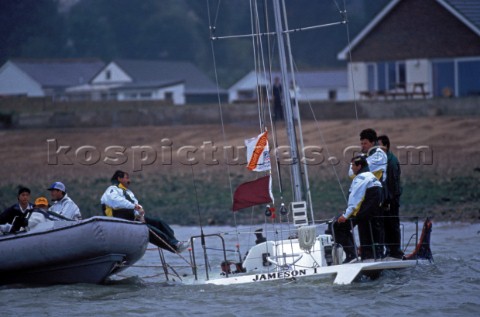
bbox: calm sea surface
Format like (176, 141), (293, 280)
(1, 222), (479, 317)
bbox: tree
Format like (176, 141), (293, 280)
(0, 0), (66, 63)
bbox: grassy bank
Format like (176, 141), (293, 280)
(2, 173), (477, 225)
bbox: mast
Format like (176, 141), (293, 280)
(272, 0), (303, 202)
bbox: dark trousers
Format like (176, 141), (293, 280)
(112, 209), (179, 253)
(331, 188), (384, 261)
(383, 200), (402, 256)
(145, 216), (179, 253)
(332, 217), (382, 261)
(274, 102), (283, 121)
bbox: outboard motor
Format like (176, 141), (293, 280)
(332, 243), (344, 265)
(254, 228), (267, 244)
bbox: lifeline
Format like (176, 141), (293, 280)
(252, 269), (308, 281)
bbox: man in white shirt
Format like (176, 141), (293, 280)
(348, 128), (387, 182)
(101, 170), (189, 253)
(334, 155), (384, 263)
(47, 182), (82, 220)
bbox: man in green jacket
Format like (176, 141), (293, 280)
(378, 135), (403, 258)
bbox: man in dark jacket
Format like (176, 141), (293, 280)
(272, 77), (284, 121)
(378, 135), (403, 258)
(0, 186), (34, 233)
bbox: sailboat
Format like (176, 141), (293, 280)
(169, 0), (433, 286)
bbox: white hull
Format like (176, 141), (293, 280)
(186, 232), (426, 286)
(204, 259), (417, 286)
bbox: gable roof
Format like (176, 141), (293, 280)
(439, 0), (480, 32)
(10, 59), (105, 88)
(113, 59), (223, 94)
(338, 0), (480, 60)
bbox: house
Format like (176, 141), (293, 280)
(0, 58), (227, 105)
(337, 0), (480, 100)
(0, 59), (105, 100)
(228, 69), (348, 103)
(68, 59), (227, 105)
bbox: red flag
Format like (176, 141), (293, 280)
(232, 175), (273, 211)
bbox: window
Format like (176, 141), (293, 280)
(458, 60), (480, 96)
(377, 63), (386, 91)
(125, 92), (138, 100)
(328, 90), (337, 101)
(432, 58), (480, 97)
(367, 64), (376, 91)
(432, 61), (454, 97)
(139, 92), (152, 99)
(372, 61), (405, 92)
(106, 70), (111, 81)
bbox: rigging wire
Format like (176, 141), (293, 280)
(251, 0), (284, 244)
(341, 0), (361, 134)
(206, 0), (240, 249)
(278, 0), (316, 223)
(207, 0), (357, 237)
(267, 0), (355, 207)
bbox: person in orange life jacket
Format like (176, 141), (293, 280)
(332, 155), (384, 263)
(100, 170), (189, 253)
(0, 186), (34, 233)
(378, 134), (404, 258)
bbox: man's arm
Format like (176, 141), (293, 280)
(342, 176), (369, 219)
(59, 199), (81, 220)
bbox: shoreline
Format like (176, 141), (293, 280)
(0, 116), (479, 224)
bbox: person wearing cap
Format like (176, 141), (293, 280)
(0, 186), (34, 233)
(332, 155), (384, 263)
(28, 197), (56, 230)
(100, 170), (189, 253)
(47, 182), (82, 221)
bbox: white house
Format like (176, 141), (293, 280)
(67, 59), (227, 105)
(228, 69), (348, 104)
(0, 59), (227, 105)
(337, 0), (480, 100)
(0, 59), (105, 99)
(67, 61), (186, 104)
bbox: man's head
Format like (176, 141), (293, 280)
(351, 154), (368, 175)
(17, 186), (31, 206)
(359, 128), (378, 153)
(111, 170), (131, 187)
(377, 134), (390, 151)
(47, 182), (66, 201)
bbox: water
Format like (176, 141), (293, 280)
(1, 222), (479, 317)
